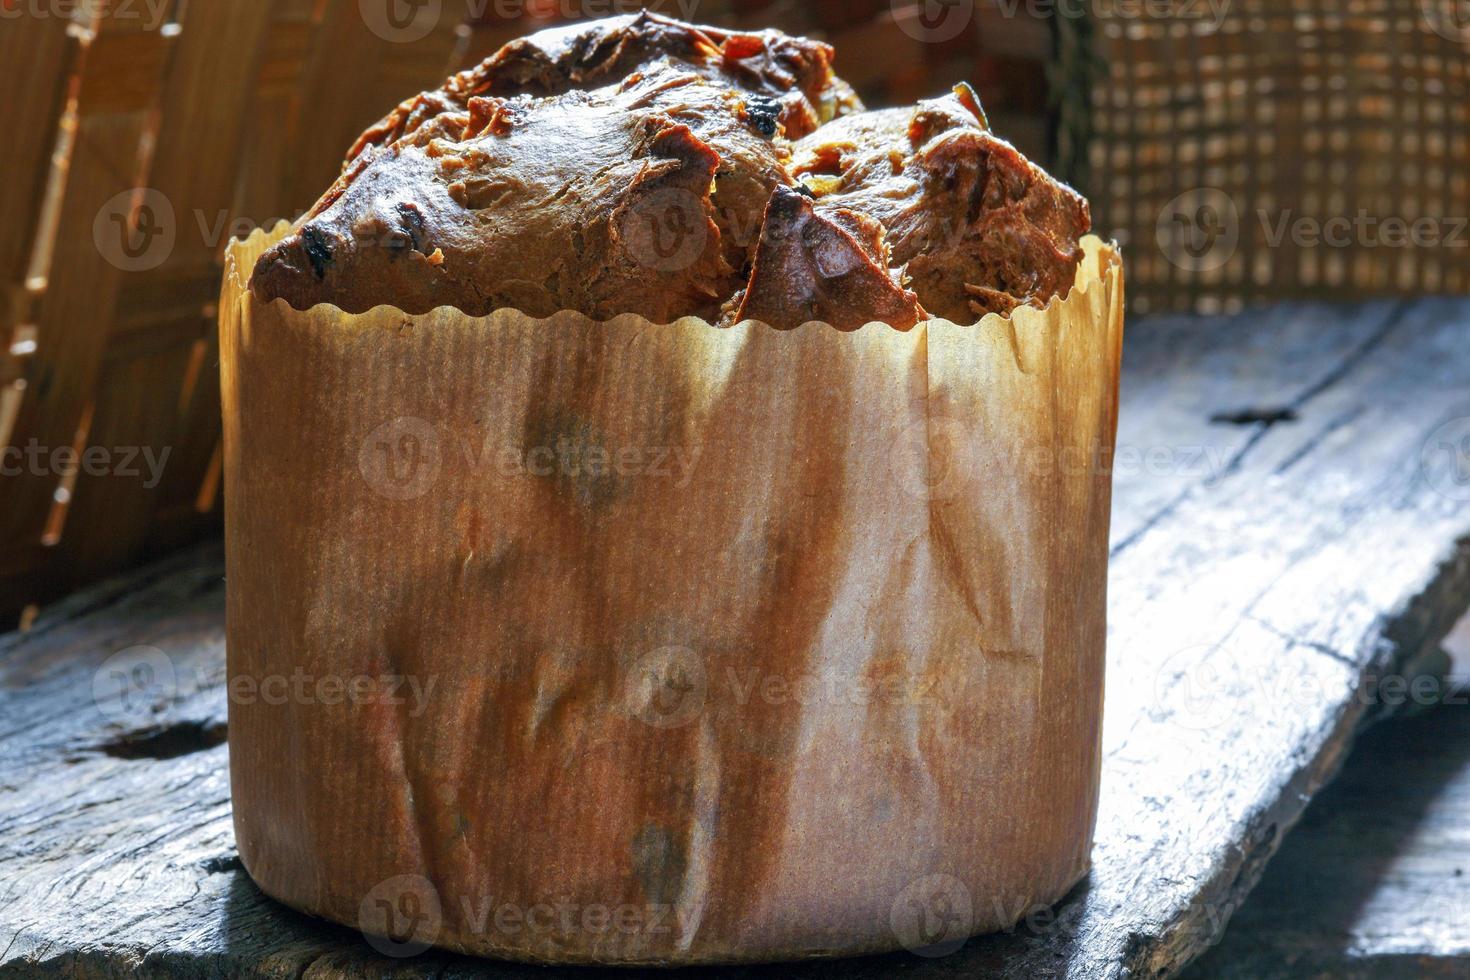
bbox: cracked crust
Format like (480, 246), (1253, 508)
(346, 12), (860, 158)
(252, 68), (736, 321)
(732, 187), (923, 330)
(790, 86), (1091, 319)
(250, 14), (1089, 327)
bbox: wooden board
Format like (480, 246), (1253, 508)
(1183, 701), (1470, 979)
(2, 299), (1469, 977)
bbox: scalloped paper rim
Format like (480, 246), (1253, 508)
(225, 221), (1120, 336)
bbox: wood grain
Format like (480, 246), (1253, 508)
(1183, 702), (1470, 979)
(2, 301), (1468, 975)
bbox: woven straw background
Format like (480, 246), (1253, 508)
(1081, 0), (1470, 314)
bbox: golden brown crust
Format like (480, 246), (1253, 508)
(733, 187), (923, 330)
(250, 17), (1089, 328)
(790, 85), (1091, 320)
(252, 67), (739, 321)
(347, 12), (859, 161)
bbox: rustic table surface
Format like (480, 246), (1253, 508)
(2, 298), (1469, 978)
(1182, 698), (1470, 980)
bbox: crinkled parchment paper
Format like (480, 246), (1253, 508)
(220, 225), (1124, 965)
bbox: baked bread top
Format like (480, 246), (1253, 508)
(250, 13), (1089, 328)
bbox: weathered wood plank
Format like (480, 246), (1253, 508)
(1, 299), (1469, 978)
(1183, 702), (1470, 979)
(1033, 296), (1470, 979)
(1107, 298), (1405, 549)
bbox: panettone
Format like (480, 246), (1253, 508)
(250, 13), (1089, 328)
(222, 13), (1123, 968)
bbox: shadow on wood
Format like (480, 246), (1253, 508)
(1183, 702), (1470, 979)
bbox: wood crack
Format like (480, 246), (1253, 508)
(1114, 299), (1411, 558)
(1271, 405), (1367, 476)
(1243, 613), (1357, 670)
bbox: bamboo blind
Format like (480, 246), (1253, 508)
(0, 0), (456, 626)
(0, 0), (1053, 626)
(1081, 0), (1470, 314)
